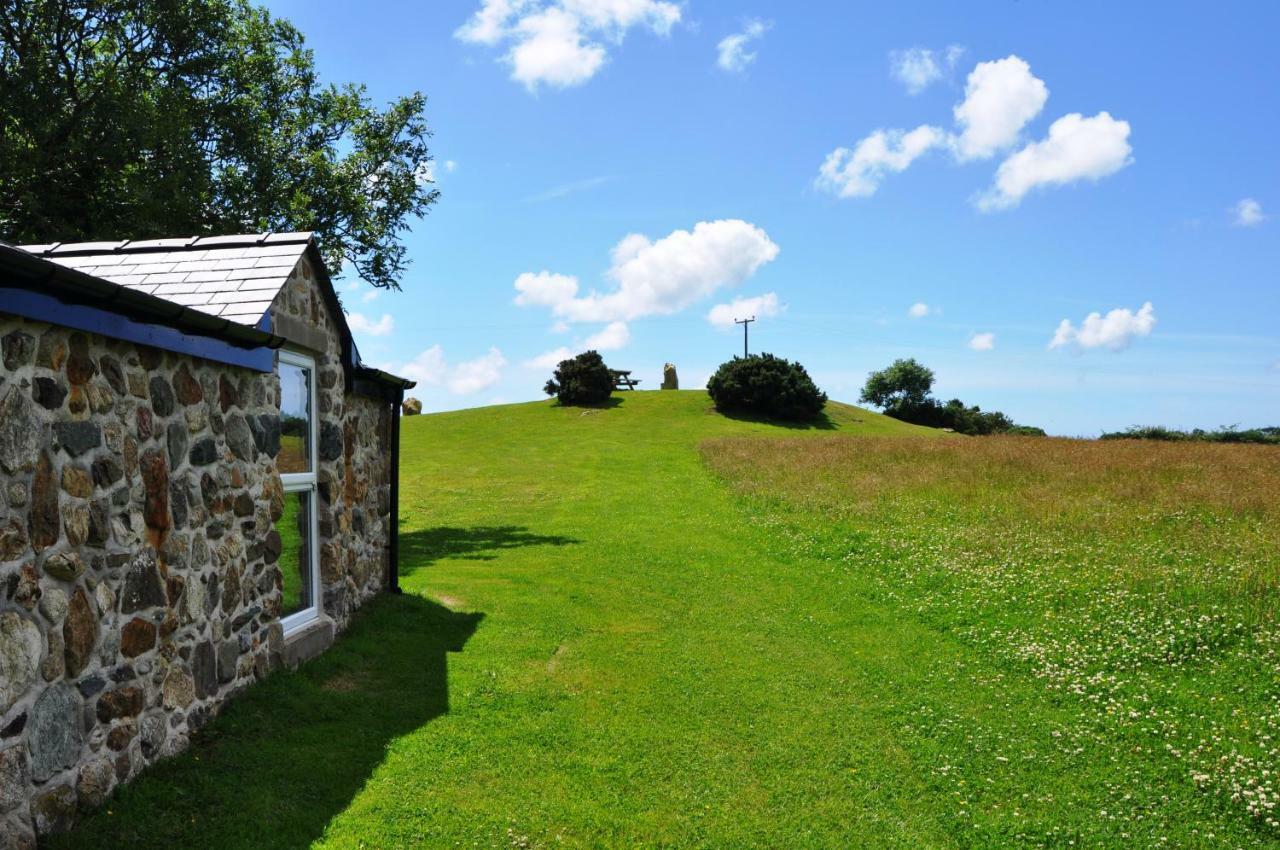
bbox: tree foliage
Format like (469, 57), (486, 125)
(544, 350), (614, 406)
(707, 354), (827, 421)
(0, 0), (438, 289)
(859, 358), (935, 409)
(860, 359), (1042, 436)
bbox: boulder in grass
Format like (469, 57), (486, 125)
(402, 397), (423, 416)
(662, 363), (679, 390)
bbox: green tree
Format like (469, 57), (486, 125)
(0, 0), (437, 289)
(544, 351), (614, 406)
(859, 358), (935, 411)
(706, 354), (827, 421)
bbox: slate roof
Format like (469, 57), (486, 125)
(17, 232), (312, 326)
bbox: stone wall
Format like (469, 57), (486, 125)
(0, 257), (395, 845)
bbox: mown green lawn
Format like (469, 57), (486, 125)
(52, 391), (1279, 849)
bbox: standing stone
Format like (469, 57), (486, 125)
(65, 334), (96, 385)
(0, 613), (42, 714)
(149, 376), (175, 417)
(28, 683), (83, 782)
(29, 452), (59, 552)
(63, 589), (98, 677)
(402, 397), (422, 415)
(139, 449), (169, 531)
(119, 553), (166, 613)
(662, 363), (679, 390)
(0, 387), (39, 475)
(1, 330), (35, 370)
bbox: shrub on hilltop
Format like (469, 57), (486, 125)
(544, 350), (614, 406)
(707, 354), (827, 421)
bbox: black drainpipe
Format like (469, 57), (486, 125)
(388, 389), (404, 594)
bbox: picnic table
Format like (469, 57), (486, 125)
(610, 369), (641, 390)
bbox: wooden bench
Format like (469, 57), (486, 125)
(611, 369), (641, 390)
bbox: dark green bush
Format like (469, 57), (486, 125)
(707, 354), (827, 421)
(859, 359), (1042, 436)
(1100, 425), (1280, 444)
(544, 350), (614, 406)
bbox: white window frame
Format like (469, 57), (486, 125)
(277, 349), (322, 637)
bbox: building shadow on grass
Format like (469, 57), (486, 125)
(399, 525), (580, 579)
(46, 593), (483, 850)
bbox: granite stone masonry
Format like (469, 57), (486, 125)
(0, 239), (407, 845)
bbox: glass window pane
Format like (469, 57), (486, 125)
(279, 490), (313, 618)
(278, 360), (312, 474)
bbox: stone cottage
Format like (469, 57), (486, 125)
(0, 233), (414, 845)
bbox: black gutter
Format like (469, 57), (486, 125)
(388, 386), (404, 594)
(0, 242), (288, 352)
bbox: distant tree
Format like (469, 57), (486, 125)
(859, 358), (935, 411)
(860, 358), (1042, 436)
(0, 0), (438, 290)
(706, 354), (827, 421)
(544, 351), (614, 406)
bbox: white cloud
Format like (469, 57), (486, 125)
(978, 111), (1132, 211)
(514, 271), (581, 307)
(815, 54), (1129, 207)
(1233, 198), (1266, 227)
(968, 332), (996, 351)
(583, 320), (631, 350)
(1049, 302), (1155, 351)
(951, 55), (1048, 161)
(444, 160), (458, 172)
(815, 125), (946, 198)
(907, 302), (933, 318)
(456, 0), (680, 91)
(513, 219), (780, 323)
(398, 345), (507, 394)
(448, 347), (508, 394)
(890, 45), (964, 95)
(707, 292), (781, 329)
(524, 346), (574, 369)
(345, 312), (395, 337)
(717, 19), (769, 73)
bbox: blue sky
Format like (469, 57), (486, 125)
(266, 0), (1279, 435)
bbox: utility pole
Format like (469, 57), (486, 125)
(734, 316), (755, 358)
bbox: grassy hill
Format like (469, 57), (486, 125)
(53, 391), (1280, 849)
